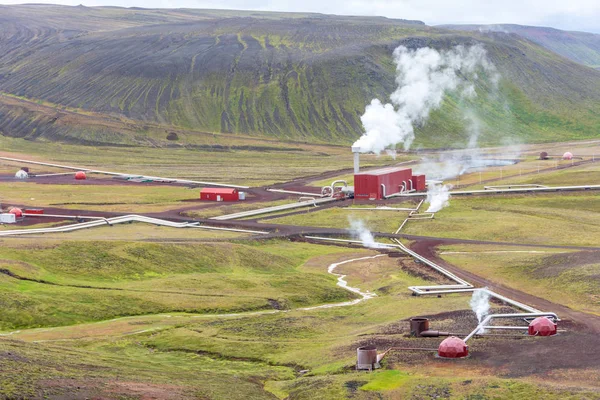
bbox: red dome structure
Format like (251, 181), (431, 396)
(528, 317), (557, 336)
(9, 208), (23, 218)
(438, 336), (468, 358)
(75, 171), (87, 180)
(563, 152), (573, 160)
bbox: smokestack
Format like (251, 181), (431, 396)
(352, 146), (361, 174)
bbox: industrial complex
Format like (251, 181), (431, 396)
(1, 140), (599, 399)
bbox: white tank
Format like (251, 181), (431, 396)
(15, 170), (28, 179)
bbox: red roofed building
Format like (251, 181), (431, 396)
(354, 167), (426, 200)
(200, 188), (239, 202)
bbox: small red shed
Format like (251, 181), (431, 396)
(200, 188), (239, 202)
(412, 175), (426, 192)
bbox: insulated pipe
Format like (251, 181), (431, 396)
(481, 326), (529, 330)
(464, 312), (559, 343)
(305, 236), (547, 316)
(395, 185), (600, 197)
(0, 215), (269, 236)
(330, 180), (348, 197)
(0, 156), (248, 189)
(267, 189), (325, 198)
(298, 197), (317, 206)
(409, 179), (414, 191)
(381, 184), (386, 198)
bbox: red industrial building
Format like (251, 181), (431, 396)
(354, 167), (426, 200)
(200, 188), (239, 202)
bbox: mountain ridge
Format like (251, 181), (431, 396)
(0, 5), (599, 148)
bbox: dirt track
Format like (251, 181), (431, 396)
(409, 239), (600, 334)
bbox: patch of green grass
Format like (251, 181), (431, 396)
(0, 241), (363, 329)
(360, 370), (410, 391)
(438, 244), (600, 316)
(264, 207), (407, 233)
(402, 192), (600, 247)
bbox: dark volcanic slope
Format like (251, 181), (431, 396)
(1, 5), (600, 147)
(442, 24), (600, 69)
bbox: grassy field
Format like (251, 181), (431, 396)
(2, 246), (598, 399)
(0, 240), (367, 330)
(183, 199), (296, 219)
(459, 160), (600, 189)
(0, 136), (401, 187)
(401, 192), (600, 247)
(0, 223), (250, 240)
(0, 180), (196, 212)
(263, 207), (409, 233)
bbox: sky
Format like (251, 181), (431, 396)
(1, 0), (600, 33)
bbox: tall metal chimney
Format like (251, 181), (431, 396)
(352, 146), (361, 174)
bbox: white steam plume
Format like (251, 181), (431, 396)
(413, 111), (519, 182)
(470, 288), (491, 324)
(348, 218), (386, 248)
(425, 183), (452, 213)
(353, 44), (496, 154)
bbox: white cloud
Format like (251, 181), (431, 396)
(1, 0), (599, 33)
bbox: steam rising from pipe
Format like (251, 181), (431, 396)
(353, 45), (496, 154)
(425, 184), (452, 213)
(470, 288), (491, 324)
(348, 218), (386, 248)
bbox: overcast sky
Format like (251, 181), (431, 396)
(2, 0), (600, 33)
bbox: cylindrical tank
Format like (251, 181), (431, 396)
(15, 170), (29, 179)
(438, 336), (468, 358)
(9, 208), (23, 218)
(563, 152), (573, 160)
(528, 317), (557, 336)
(539, 151), (549, 160)
(75, 171), (87, 180)
(410, 317), (430, 337)
(356, 346), (379, 370)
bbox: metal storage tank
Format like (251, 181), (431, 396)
(200, 188), (239, 202)
(356, 346), (379, 370)
(9, 208), (23, 218)
(75, 171), (87, 180)
(438, 336), (468, 358)
(563, 152), (573, 160)
(528, 317), (557, 336)
(15, 170), (29, 179)
(410, 317), (430, 337)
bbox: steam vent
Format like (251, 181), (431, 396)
(438, 336), (468, 358)
(528, 317), (557, 336)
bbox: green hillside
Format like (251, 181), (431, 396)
(1, 5), (600, 148)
